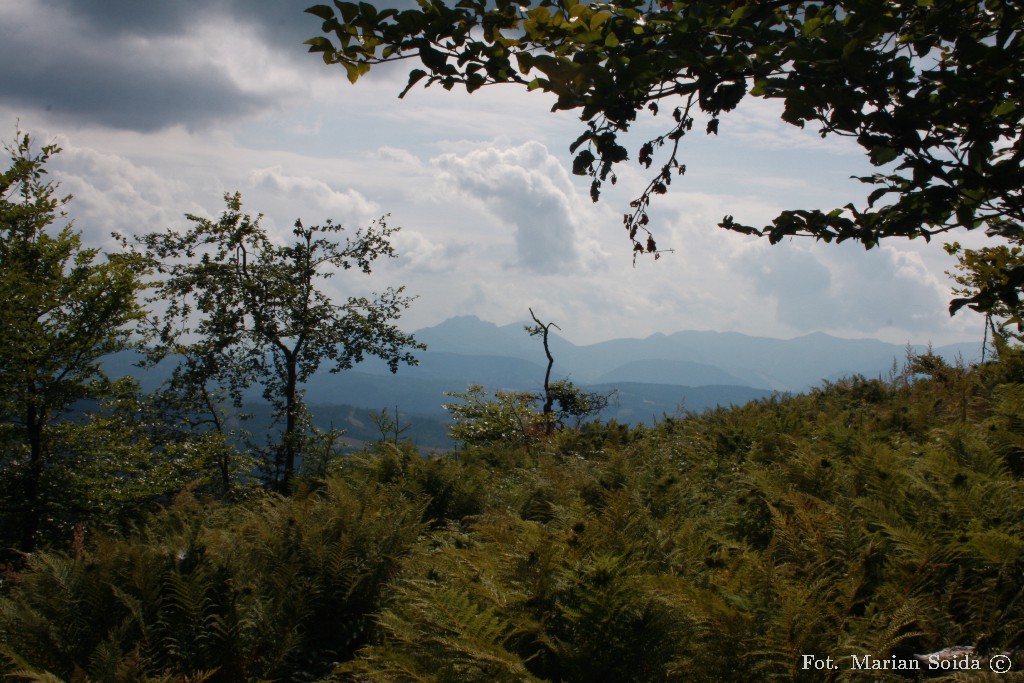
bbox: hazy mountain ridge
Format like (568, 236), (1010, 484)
(102, 316), (981, 444)
(416, 315), (981, 391)
(592, 359), (751, 387)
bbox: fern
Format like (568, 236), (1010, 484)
(4, 353), (1024, 682)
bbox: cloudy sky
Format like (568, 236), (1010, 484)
(0, 0), (992, 348)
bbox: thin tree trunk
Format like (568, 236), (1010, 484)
(530, 308), (559, 436)
(21, 403), (45, 551)
(281, 354), (299, 492)
(201, 386), (231, 493)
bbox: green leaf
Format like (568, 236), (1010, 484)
(569, 130), (593, 153)
(335, 1), (359, 24)
(304, 36), (334, 54)
(992, 101), (1016, 117)
(305, 4), (336, 21)
(358, 1), (377, 20)
(589, 10), (612, 30)
(869, 146), (899, 166)
(419, 43), (448, 71)
(343, 61), (361, 84)
(399, 68), (428, 97)
(573, 149), (595, 175)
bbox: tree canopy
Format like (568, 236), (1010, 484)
(305, 0), (1024, 309)
(947, 233), (1024, 342)
(135, 194), (423, 490)
(0, 133), (149, 550)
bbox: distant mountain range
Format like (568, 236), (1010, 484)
(408, 316), (980, 391)
(104, 315), (982, 449)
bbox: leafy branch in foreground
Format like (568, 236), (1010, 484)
(307, 0), (1024, 303)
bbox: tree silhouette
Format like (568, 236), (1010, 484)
(136, 193), (423, 490)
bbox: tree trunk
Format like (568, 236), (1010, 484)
(21, 403), (45, 551)
(200, 386), (231, 493)
(530, 308), (558, 436)
(280, 354), (299, 492)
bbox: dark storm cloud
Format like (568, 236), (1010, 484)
(39, 0), (322, 48)
(38, 0), (203, 36)
(0, 0), (324, 132)
(0, 49), (273, 133)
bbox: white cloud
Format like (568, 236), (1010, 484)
(724, 97), (863, 156)
(377, 146), (421, 166)
(390, 229), (467, 274)
(246, 165), (379, 233)
(432, 141), (588, 273)
(0, 1), (992, 350)
(738, 238), (977, 342)
(47, 139), (204, 250)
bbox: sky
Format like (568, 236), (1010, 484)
(0, 0), (993, 348)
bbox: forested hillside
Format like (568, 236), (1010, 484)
(3, 346), (1022, 681)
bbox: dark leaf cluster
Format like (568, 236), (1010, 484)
(307, 0), (1024, 302)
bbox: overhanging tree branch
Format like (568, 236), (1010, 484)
(307, 0), (1024, 309)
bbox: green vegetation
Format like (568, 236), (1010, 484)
(307, 0), (1024, 301)
(133, 193), (423, 492)
(0, 134), (156, 552)
(0, 133), (424, 560)
(948, 234), (1024, 343)
(7, 1), (1024, 668)
(3, 344), (1024, 680)
(2, 132), (1023, 679)
(443, 310), (612, 448)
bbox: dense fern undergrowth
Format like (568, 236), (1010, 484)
(3, 350), (1024, 682)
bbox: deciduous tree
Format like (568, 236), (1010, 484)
(136, 193), (423, 491)
(306, 0), (1024, 303)
(526, 308), (612, 432)
(946, 235), (1024, 346)
(0, 132), (147, 550)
